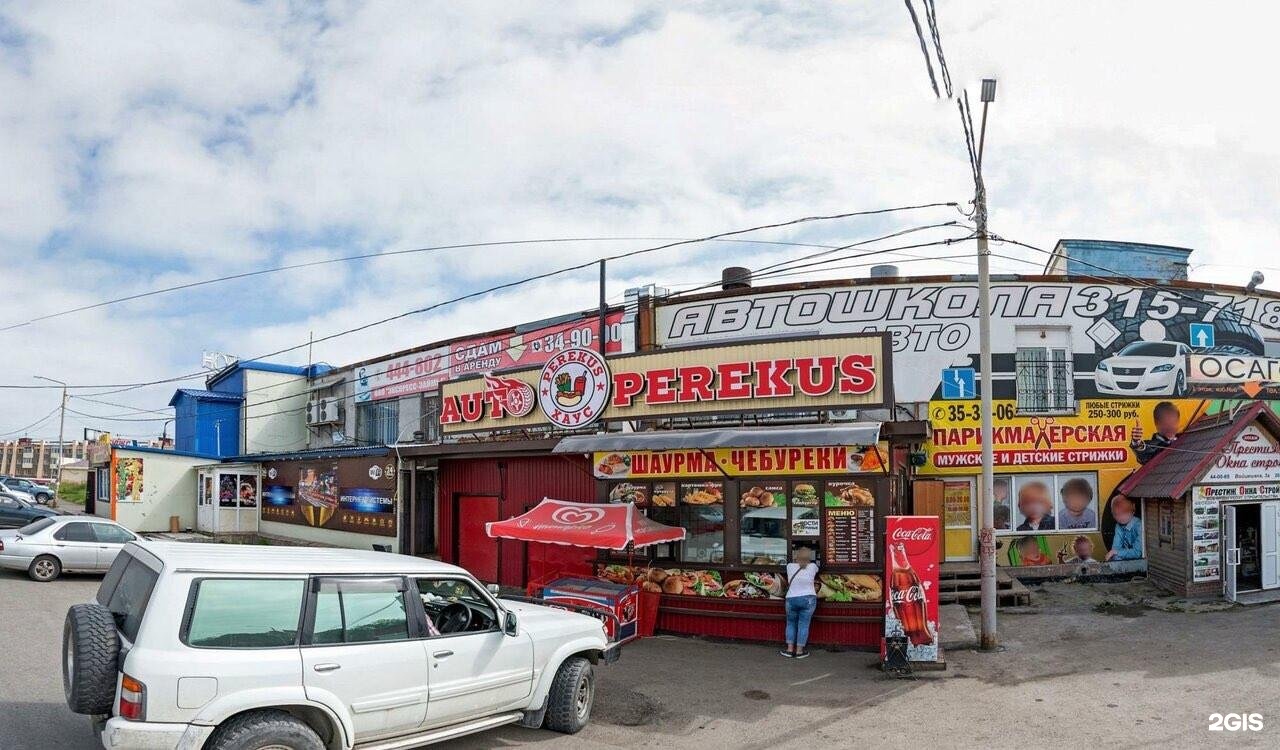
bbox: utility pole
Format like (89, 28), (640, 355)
(34, 375), (68, 506)
(975, 78), (998, 651)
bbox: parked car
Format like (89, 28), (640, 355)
(1094, 341), (1192, 395)
(0, 516), (136, 581)
(0, 493), (59, 528)
(63, 542), (616, 750)
(0, 482), (38, 505)
(1, 476), (55, 504)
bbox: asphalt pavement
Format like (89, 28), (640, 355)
(1, 570), (1277, 749)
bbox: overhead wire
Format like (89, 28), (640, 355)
(0, 202), (958, 393)
(903, 0), (940, 97)
(922, 0), (953, 98)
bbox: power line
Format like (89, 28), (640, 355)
(0, 405), (62, 437)
(0, 202), (958, 393)
(903, 0), (940, 97)
(922, 0), (953, 98)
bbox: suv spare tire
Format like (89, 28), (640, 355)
(63, 603), (120, 715)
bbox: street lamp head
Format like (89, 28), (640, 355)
(980, 78), (997, 103)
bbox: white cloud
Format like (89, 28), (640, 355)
(1, 1), (1279, 435)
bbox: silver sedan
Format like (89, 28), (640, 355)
(0, 516), (138, 581)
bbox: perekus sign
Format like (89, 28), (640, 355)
(439, 332), (892, 433)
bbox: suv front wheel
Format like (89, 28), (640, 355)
(208, 710), (325, 750)
(544, 656), (594, 734)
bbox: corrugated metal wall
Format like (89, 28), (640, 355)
(437, 454), (596, 587)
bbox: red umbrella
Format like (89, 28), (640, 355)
(486, 498), (685, 550)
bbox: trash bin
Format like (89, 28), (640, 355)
(169, 515), (180, 533)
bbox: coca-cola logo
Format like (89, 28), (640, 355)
(890, 584), (927, 604)
(890, 527), (934, 542)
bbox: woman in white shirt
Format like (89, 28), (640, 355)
(781, 546), (819, 659)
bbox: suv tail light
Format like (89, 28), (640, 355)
(119, 674), (146, 721)
(0, 539), (5, 551)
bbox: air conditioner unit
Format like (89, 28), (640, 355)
(827, 409), (859, 422)
(319, 399), (343, 424)
(306, 400), (322, 425)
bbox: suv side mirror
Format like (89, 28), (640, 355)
(504, 611), (518, 637)
(486, 583), (501, 595)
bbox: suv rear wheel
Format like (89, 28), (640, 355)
(544, 656), (594, 734)
(63, 603), (120, 714)
(208, 710), (325, 750)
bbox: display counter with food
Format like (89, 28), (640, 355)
(598, 470), (893, 648)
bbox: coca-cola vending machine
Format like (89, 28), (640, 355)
(882, 515), (940, 664)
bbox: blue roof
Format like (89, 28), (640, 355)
(168, 388), (245, 407)
(206, 360), (332, 389)
(228, 446), (390, 463)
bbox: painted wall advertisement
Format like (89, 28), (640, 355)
(655, 282), (1280, 404)
(440, 333), (892, 433)
(883, 515), (940, 663)
(919, 398), (1233, 567)
(355, 311), (626, 402)
(113, 456), (144, 504)
(260, 456), (397, 537)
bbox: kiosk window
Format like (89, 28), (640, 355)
(677, 481), (724, 564)
(740, 482), (787, 565)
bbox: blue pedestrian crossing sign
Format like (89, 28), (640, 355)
(1189, 323), (1215, 349)
(941, 367), (977, 399)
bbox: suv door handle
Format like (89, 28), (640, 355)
(313, 663), (341, 673)
(432, 650), (454, 659)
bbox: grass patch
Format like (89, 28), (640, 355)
(57, 483), (87, 504)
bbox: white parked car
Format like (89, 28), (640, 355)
(1094, 341), (1191, 396)
(0, 516), (137, 581)
(63, 542), (615, 750)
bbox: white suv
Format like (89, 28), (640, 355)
(62, 542), (616, 750)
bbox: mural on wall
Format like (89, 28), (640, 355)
(114, 457), (144, 503)
(259, 458), (396, 537)
(916, 397), (1233, 566)
(656, 282), (1280, 403)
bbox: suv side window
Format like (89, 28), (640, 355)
(54, 522), (96, 542)
(184, 579), (306, 648)
(309, 577), (412, 645)
(415, 577), (500, 637)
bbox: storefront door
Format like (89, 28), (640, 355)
(197, 470), (215, 533)
(1224, 505), (1238, 602)
(457, 495), (499, 583)
(942, 478), (977, 562)
(1262, 501), (1279, 590)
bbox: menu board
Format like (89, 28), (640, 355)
(1191, 486), (1221, 583)
(823, 506), (875, 564)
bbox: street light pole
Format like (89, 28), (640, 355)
(976, 78), (998, 651)
(34, 375), (68, 506)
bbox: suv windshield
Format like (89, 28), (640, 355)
(1119, 342), (1179, 357)
(17, 517), (56, 535)
(96, 553), (158, 642)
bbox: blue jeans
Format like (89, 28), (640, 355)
(785, 595), (818, 648)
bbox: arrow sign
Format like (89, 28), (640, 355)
(1190, 323), (1215, 349)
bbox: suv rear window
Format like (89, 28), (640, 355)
(96, 554), (158, 643)
(184, 579), (306, 648)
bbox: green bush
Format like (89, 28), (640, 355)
(57, 484), (87, 504)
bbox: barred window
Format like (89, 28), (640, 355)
(357, 399), (400, 446)
(1015, 346), (1074, 414)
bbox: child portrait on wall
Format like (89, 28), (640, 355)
(1015, 479), (1056, 532)
(1059, 535), (1096, 564)
(1011, 535), (1052, 566)
(993, 477), (1012, 530)
(1058, 477), (1097, 529)
(1104, 493), (1144, 561)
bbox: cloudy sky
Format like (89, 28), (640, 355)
(2, 1), (1278, 440)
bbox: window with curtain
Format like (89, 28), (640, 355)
(357, 399), (400, 446)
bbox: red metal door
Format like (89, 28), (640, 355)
(457, 495), (500, 582)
